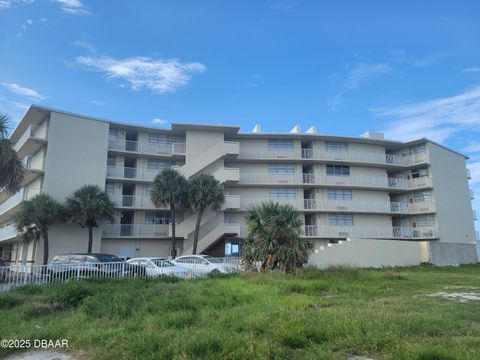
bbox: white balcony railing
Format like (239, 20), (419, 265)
(14, 125), (48, 152)
(106, 166), (171, 182)
(22, 155), (45, 171)
(108, 139), (186, 156)
(238, 173), (433, 191)
(0, 223), (19, 242)
(102, 224), (170, 238)
(302, 225), (439, 239)
(237, 197), (434, 214)
(237, 148), (429, 167)
(0, 188), (41, 217)
(110, 195), (161, 209)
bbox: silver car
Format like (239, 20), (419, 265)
(126, 257), (190, 278)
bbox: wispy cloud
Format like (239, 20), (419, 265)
(76, 55), (207, 93)
(330, 62), (393, 108)
(372, 86), (480, 142)
(85, 99), (103, 106)
(54, 0), (91, 15)
(0, 0), (33, 10)
(73, 40), (96, 53)
(152, 118), (168, 125)
(271, 0), (295, 11)
(464, 67), (480, 73)
(1, 82), (45, 101)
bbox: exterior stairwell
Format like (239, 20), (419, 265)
(182, 214), (240, 255)
(176, 207), (217, 238)
(179, 141), (239, 178)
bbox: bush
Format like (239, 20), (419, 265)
(48, 281), (94, 308)
(0, 293), (26, 309)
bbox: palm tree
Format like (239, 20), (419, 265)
(16, 194), (62, 265)
(65, 185), (115, 254)
(188, 174), (224, 255)
(242, 201), (313, 273)
(0, 114), (24, 194)
(151, 168), (189, 258)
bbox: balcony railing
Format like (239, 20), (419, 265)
(0, 223), (19, 242)
(108, 139), (186, 156)
(0, 188), (41, 217)
(473, 210), (477, 220)
(110, 195), (161, 209)
(467, 169), (472, 179)
(22, 155), (45, 171)
(237, 148), (429, 167)
(302, 225), (439, 239)
(14, 125), (48, 152)
(106, 166), (171, 182)
(102, 224), (171, 238)
(238, 173), (433, 191)
(237, 197), (434, 214)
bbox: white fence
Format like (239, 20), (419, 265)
(0, 258), (243, 292)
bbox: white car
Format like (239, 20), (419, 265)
(171, 255), (237, 275)
(126, 257), (190, 278)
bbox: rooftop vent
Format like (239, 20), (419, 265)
(360, 131), (384, 140)
(252, 124), (261, 133)
(290, 124), (301, 134)
(306, 125), (317, 134)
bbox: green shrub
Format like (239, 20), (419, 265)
(48, 281), (94, 308)
(0, 293), (26, 309)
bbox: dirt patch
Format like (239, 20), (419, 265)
(427, 291), (480, 302)
(2, 351), (73, 360)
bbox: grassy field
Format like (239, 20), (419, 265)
(0, 265), (479, 360)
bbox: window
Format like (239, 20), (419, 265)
(145, 211), (171, 224)
(326, 165), (350, 176)
(107, 156), (116, 167)
(329, 213), (353, 226)
(149, 134), (175, 145)
(109, 129), (118, 141)
(105, 183), (114, 195)
(328, 189), (352, 200)
(413, 191), (432, 202)
(269, 163), (295, 175)
(270, 188), (296, 199)
(325, 141), (348, 152)
(411, 167), (428, 178)
(147, 159), (170, 171)
(268, 139), (294, 150)
(416, 214), (435, 226)
(145, 185), (153, 196)
(409, 143), (425, 154)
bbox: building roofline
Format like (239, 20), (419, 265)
(10, 104), (469, 159)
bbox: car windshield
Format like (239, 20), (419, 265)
(96, 255), (124, 263)
(153, 260), (174, 267)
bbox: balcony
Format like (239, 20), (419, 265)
(213, 167), (240, 184)
(102, 224), (171, 238)
(0, 223), (19, 242)
(0, 188), (41, 221)
(303, 225), (439, 240)
(467, 169), (472, 179)
(237, 197), (434, 215)
(108, 139), (186, 156)
(223, 195), (241, 210)
(14, 125), (48, 158)
(471, 189), (475, 199)
(110, 195), (163, 210)
(106, 166), (166, 182)
(237, 148), (429, 167)
(473, 210), (477, 220)
(238, 173), (433, 191)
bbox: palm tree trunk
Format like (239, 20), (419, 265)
(42, 229), (49, 266)
(170, 203), (176, 258)
(88, 226), (93, 254)
(192, 207), (205, 255)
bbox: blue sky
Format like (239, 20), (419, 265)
(1, 1), (480, 209)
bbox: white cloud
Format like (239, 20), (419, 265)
(152, 118), (168, 125)
(373, 86), (480, 142)
(330, 62), (393, 108)
(0, 0), (33, 10)
(54, 0), (91, 15)
(76, 55), (206, 93)
(1, 82), (45, 101)
(464, 67), (480, 73)
(463, 143), (480, 153)
(73, 40), (96, 53)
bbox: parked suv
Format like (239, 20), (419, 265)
(48, 253), (128, 279)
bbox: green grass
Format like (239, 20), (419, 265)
(0, 264), (479, 359)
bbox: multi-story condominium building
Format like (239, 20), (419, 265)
(0, 105), (477, 267)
